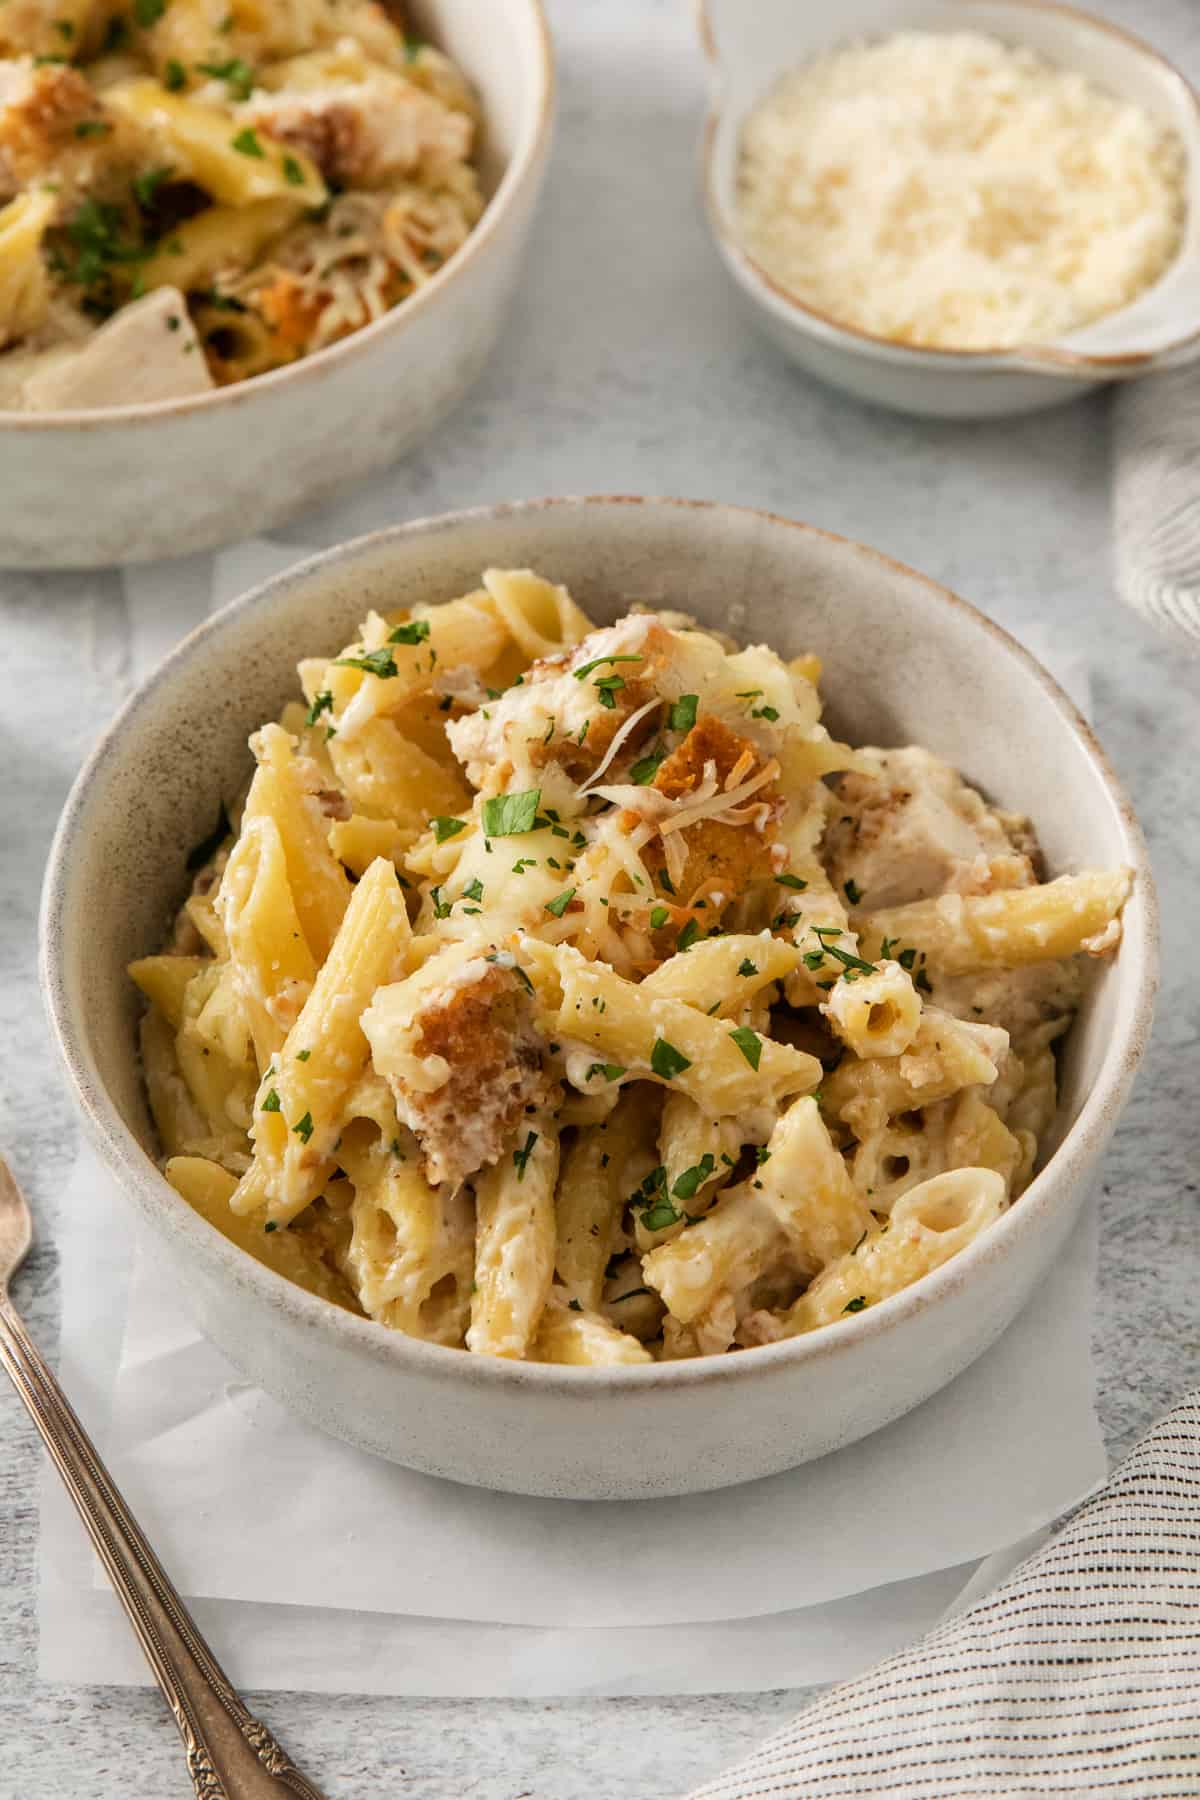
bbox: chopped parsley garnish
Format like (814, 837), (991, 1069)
(668, 694), (698, 733)
(672, 1153), (715, 1201)
(482, 788), (540, 838)
(572, 653), (643, 682)
(305, 689), (334, 727)
(737, 958), (758, 977)
(196, 56), (254, 98)
(586, 1062), (625, 1083)
(55, 18), (75, 36)
(132, 165), (174, 210)
(164, 57), (186, 89)
(261, 1088), (281, 1113)
(512, 1131), (537, 1181)
(776, 873), (807, 890)
(292, 1111), (314, 1143)
(230, 126), (265, 158)
(657, 868), (676, 896)
(74, 120), (112, 139)
(56, 197), (151, 304)
(729, 1026), (762, 1071)
(430, 886), (452, 919)
(676, 917), (699, 953)
(897, 946), (918, 972)
(133, 0), (166, 26)
(404, 34), (426, 59)
(388, 618), (431, 645)
(568, 1299), (583, 1313)
(296, 1049), (311, 1062)
(629, 746), (665, 785)
(185, 802), (230, 871)
(263, 1221), (278, 1233)
(814, 925), (877, 976)
(334, 647), (398, 679)
(851, 1230), (867, 1256)
(544, 887), (576, 918)
(843, 1296), (867, 1314)
(752, 703), (780, 722)
(431, 815), (466, 843)
(844, 877), (864, 906)
(755, 1147), (771, 1165)
(803, 949), (825, 970)
(915, 964), (934, 995)
(281, 153), (306, 187)
(593, 673), (625, 709)
(649, 905), (669, 930)
(650, 1038), (691, 1081)
(462, 877), (484, 904)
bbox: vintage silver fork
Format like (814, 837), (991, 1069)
(0, 1153), (331, 1800)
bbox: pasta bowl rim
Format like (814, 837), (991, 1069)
(40, 494), (1159, 1396)
(698, 0), (1200, 380)
(0, 0), (555, 429)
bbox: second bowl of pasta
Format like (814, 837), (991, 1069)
(0, 0), (553, 566)
(41, 496), (1156, 1497)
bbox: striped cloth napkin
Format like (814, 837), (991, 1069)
(688, 1393), (1200, 1798)
(1113, 366), (1200, 649)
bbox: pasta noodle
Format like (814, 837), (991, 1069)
(131, 570), (1132, 1361)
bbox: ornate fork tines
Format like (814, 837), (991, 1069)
(0, 1157), (331, 1800)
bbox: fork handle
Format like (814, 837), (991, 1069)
(0, 1291), (330, 1800)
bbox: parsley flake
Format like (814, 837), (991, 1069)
(676, 917), (699, 953)
(388, 618), (431, 645)
(650, 1038), (691, 1081)
(737, 958), (758, 977)
(649, 905), (669, 930)
(230, 126), (265, 158)
(668, 694), (698, 733)
(672, 1153), (715, 1201)
(482, 788), (540, 838)
(844, 877), (864, 906)
(586, 1062), (626, 1083)
(843, 1296), (867, 1314)
(292, 1111), (314, 1143)
(512, 1131), (537, 1181)
(431, 815), (466, 843)
(544, 887), (576, 919)
(571, 653), (643, 682)
(729, 1026), (762, 1071)
(261, 1088), (281, 1113)
(334, 647), (398, 679)
(305, 689), (333, 727)
(629, 746), (665, 785)
(776, 873), (808, 891)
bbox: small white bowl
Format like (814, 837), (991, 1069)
(701, 0), (1200, 418)
(41, 497), (1157, 1498)
(0, 0), (554, 569)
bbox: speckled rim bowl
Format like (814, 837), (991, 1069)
(40, 496), (1158, 1499)
(700, 0), (1200, 418)
(0, 0), (554, 569)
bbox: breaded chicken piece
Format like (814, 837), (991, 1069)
(0, 59), (146, 212)
(247, 74), (471, 189)
(823, 746), (1036, 912)
(369, 959), (558, 1188)
(649, 714), (779, 904)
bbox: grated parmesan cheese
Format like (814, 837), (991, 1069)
(735, 31), (1186, 351)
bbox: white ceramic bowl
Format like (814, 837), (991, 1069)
(0, 0), (553, 570)
(41, 497), (1157, 1499)
(701, 0), (1200, 418)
